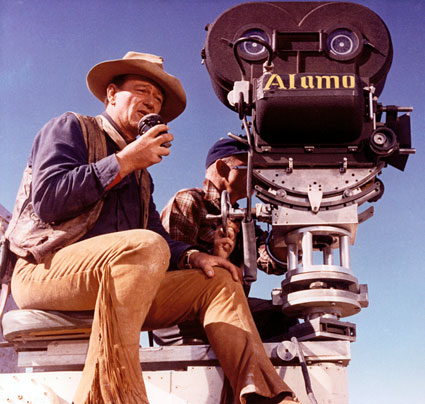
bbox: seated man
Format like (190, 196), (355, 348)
(154, 137), (296, 345)
(5, 52), (299, 404)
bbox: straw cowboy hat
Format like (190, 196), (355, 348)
(87, 51), (186, 122)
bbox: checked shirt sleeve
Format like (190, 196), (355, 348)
(161, 189), (206, 247)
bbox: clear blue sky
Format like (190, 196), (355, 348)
(0, 1), (424, 403)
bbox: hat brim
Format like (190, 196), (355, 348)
(87, 58), (186, 122)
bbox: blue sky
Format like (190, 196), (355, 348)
(0, 0), (424, 402)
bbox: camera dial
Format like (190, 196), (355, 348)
(327, 29), (360, 60)
(237, 28), (271, 61)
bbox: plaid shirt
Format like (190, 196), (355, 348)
(161, 180), (284, 274)
(161, 180), (222, 254)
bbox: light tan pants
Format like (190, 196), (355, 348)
(11, 229), (291, 403)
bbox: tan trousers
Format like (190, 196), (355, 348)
(11, 229), (291, 404)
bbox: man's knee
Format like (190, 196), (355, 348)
(207, 267), (245, 298)
(120, 229), (169, 257)
(129, 229), (170, 258)
(108, 229), (171, 277)
(212, 266), (235, 282)
(214, 266), (243, 284)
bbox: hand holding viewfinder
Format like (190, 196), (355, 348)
(138, 113), (172, 148)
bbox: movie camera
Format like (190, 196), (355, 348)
(202, 1), (414, 341)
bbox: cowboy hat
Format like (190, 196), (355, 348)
(87, 51), (186, 122)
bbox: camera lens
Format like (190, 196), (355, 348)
(238, 29), (270, 60)
(327, 29), (359, 59)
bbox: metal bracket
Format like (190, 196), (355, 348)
(307, 183), (323, 213)
(286, 157), (294, 173)
(227, 80), (251, 106)
(340, 157), (348, 173)
(358, 206), (374, 224)
(364, 85), (377, 129)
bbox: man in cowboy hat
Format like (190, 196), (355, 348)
(6, 52), (299, 404)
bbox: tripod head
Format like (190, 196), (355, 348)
(202, 2), (415, 341)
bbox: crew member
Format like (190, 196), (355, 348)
(155, 137), (296, 346)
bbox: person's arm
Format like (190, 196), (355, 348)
(160, 190), (241, 280)
(30, 112), (119, 223)
(149, 195), (241, 280)
(162, 190), (204, 246)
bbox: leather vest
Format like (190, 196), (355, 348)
(5, 113), (151, 264)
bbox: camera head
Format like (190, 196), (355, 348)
(203, 1), (413, 170)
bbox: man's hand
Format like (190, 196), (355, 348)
(116, 124), (173, 177)
(189, 251), (242, 282)
(213, 220), (240, 259)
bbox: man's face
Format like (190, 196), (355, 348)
(225, 155), (248, 204)
(107, 75), (164, 140)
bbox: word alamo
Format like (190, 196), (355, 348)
(262, 73), (356, 91)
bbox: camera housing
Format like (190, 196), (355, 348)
(203, 1), (413, 170)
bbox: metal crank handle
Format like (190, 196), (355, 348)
(205, 190), (253, 235)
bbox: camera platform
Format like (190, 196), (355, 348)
(0, 308), (351, 404)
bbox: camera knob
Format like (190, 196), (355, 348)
(369, 127), (397, 156)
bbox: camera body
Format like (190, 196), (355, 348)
(203, 1), (412, 171)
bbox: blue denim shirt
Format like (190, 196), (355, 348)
(28, 111), (190, 269)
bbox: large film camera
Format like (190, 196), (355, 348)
(202, 1), (414, 342)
